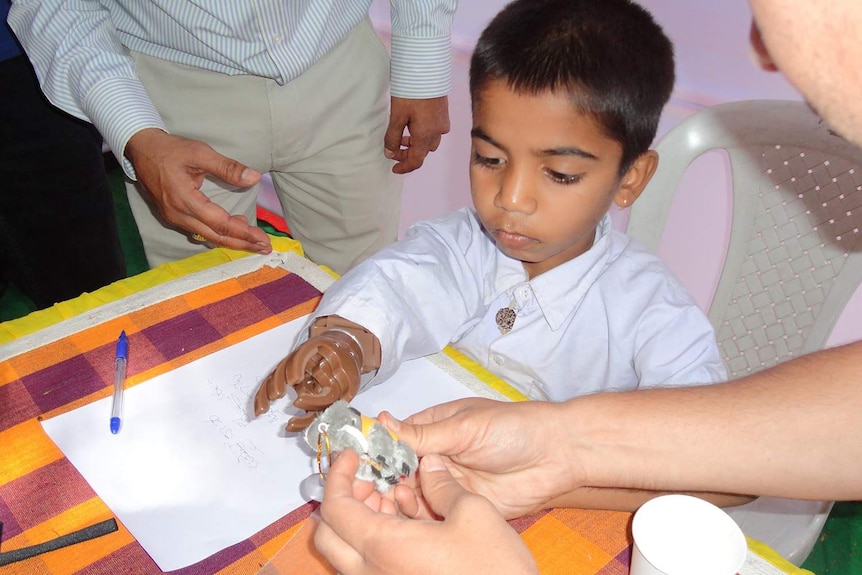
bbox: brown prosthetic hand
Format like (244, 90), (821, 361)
(253, 315), (381, 432)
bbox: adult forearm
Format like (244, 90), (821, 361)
(546, 488), (753, 512)
(566, 340), (862, 500)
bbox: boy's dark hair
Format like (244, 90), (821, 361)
(470, 0), (675, 174)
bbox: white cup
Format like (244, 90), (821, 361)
(631, 494), (747, 575)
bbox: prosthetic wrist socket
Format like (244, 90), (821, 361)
(309, 315), (382, 374)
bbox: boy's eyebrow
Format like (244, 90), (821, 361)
(539, 146), (599, 161)
(471, 127), (600, 160)
(471, 127), (504, 149)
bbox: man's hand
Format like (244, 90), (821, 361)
(313, 450), (539, 575)
(125, 128), (272, 254)
(381, 398), (584, 519)
(384, 96), (450, 174)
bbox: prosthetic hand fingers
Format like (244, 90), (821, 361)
(293, 337), (360, 410)
(285, 410), (319, 432)
(258, 317), (380, 432)
(253, 357), (291, 416)
(252, 336), (338, 417)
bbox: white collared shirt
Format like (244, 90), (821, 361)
(313, 208), (727, 400)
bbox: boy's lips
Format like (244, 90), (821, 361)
(492, 228), (536, 250)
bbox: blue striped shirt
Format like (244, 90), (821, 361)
(8, 0), (456, 176)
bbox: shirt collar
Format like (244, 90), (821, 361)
(490, 213), (629, 331)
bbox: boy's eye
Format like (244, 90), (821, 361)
(471, 151), (504, 168)
(545, 169), (583, 185)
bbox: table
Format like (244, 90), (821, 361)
(0, 238), (810, 575)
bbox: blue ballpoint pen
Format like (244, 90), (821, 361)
(110, 331), (128, 434)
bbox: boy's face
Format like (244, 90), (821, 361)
(470, 80), (642, 278)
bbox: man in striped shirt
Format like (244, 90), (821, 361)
(8, 1), (457, 274)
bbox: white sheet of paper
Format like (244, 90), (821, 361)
(41, 316), (477, 571)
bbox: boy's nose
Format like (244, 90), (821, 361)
(495, 168), (537, 213)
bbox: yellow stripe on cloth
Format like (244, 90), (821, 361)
(442, 346), (529, 402)
(0, 236), (304, 345)
(746, 537), (816, 575)
(0, 419), (64, 482)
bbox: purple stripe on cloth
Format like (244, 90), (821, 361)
(0, 497), (23, 541)
(249, 273), (322, 315)
(0, 458), (96, 534)
(20, 353), (102, 415)
(197, 291), (275, 335)
(141, 309), (223, 362)
(78, 542), (162, 575)
(616, 546), (632, 564)
(594, 547), (632, 574)
(508, 509), (550, 533)
(0, 380), (41, 434)
(249, 501), (319, 546)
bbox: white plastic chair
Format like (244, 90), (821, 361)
(626, 99), (862, 565)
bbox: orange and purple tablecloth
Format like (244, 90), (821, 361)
(0, 239), (808, 574)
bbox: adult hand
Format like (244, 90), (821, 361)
(381, 398), (583, 519)
(314, 450), (539, 575)
(125, 128), (272, 254)
(384, 96), (450, 174)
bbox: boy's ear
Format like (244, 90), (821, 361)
(614, 150), (659, 209)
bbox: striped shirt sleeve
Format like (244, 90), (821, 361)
(389, 0), (457, 98)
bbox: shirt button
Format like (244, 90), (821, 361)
(271, 34), (284, 45)
(493, 354), (504, 366)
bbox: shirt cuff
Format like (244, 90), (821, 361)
(389, 35), (452, 99)
(83, 77), (167, 180)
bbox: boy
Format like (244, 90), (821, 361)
(254, 0), (726, 432)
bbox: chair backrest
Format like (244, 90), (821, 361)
(626, 99), (862, 565)
(628, 100), (862, 380)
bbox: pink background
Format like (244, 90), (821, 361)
(258, 1), (862, 348)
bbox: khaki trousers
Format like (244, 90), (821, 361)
(127, 18), (401, 274)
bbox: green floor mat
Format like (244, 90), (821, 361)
(106, 156), (149, 277)
(802, 501), (862, 574)
(0, 282), (36, 322)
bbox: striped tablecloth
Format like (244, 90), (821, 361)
(0, 239), (811, 575)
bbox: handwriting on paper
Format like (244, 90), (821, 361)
(204, 373), (286, 469)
